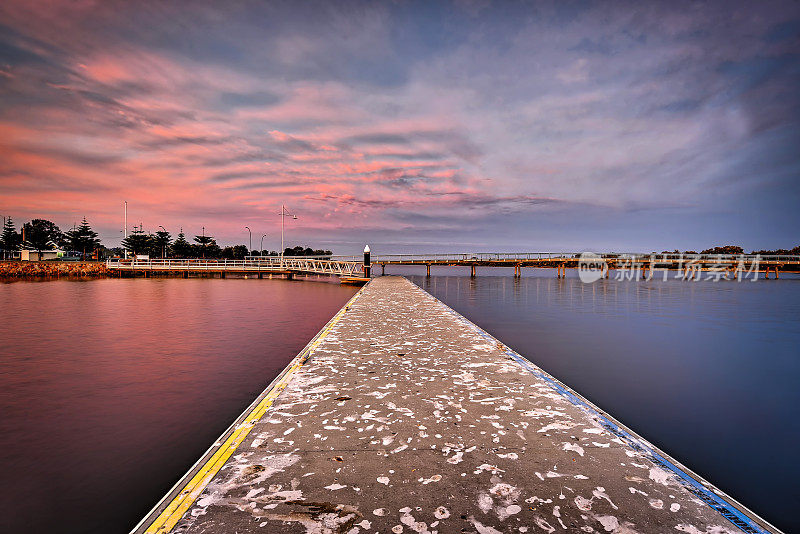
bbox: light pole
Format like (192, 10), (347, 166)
(260, 234), (267, 257)
(279, 204), (297, 265)
(123, 201), (128, 259)
(244, 226), (252, 256)
(158, 225), (167, 258)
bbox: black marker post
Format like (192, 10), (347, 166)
(363, 245), (371, 278)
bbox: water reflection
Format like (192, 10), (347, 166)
(0, 277), (356, 533)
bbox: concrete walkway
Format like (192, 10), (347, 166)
(135, 276), (778, 534)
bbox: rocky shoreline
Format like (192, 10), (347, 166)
(0, 261), (110, 278)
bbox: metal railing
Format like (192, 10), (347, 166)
(106, 258), (362, 276)
(106, 252), (800, 275)
(321, 252), (800, 264)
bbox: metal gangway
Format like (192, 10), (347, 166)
(106, 257), (363, 278)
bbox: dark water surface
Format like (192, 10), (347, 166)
(0, 277), (356, 533)
(394, 266), (799, 532)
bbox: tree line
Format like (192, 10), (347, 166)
(0, 217), (333, 260)
(1, 217), (100, 259)
(6, 217), (793, 260)
(120, 227), (331, 259)
(660, 245), (800, 255)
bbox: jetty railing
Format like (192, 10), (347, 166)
(106, 253), (800, 281)
(320, 252), (800, 264)
(106, 258), (363, 276)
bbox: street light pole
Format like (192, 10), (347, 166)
(261, 234), (267, 257)
(244, 226), (252, 256)
(124, 201), (128, 259)
(279, 204), (297, 266)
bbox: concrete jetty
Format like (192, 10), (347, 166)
(134, 276), (779, 534)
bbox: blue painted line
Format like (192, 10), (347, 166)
(415, 284), (773, 534)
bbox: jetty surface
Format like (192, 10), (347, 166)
(135, 276), (778, 534)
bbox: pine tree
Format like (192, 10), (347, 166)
(193, 233), (215, 258)
(65, 217), (101, 260)
(171, 229), (192, 257)
(151, 229), (172, 258)
(121, 228), (152, 256)
(1, 217), (20, 256)
(22, 219), (64, 255)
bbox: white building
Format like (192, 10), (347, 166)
(20, 250), (64, 261)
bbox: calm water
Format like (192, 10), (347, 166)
(392, 266), (799, 532)
(1, 272), (798, 532)
(0, 277), (356, 533)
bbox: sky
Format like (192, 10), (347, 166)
(0, 0), (799, 254)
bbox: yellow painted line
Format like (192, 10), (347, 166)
(140, 284), (368, 534)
